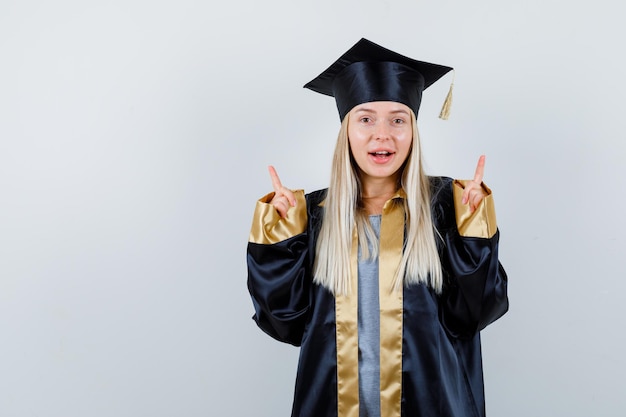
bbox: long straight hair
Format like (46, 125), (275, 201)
(312, 109), (443, 295)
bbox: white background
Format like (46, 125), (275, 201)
(1, 1), (625, 416)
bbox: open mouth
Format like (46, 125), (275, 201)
(369, 150), (395, 162)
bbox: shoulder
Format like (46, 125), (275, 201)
(428, 176), (453, 203)
(305, 188), (328, 230)
(305, 188), (328, 207)
(305, 188), (328, 223)
(428, 176), (455, 230)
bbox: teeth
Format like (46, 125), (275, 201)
(374, 151), (390, 155)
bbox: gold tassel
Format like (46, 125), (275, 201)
(438, 70), (455, 120)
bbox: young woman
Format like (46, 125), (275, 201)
(247, 38), (508, 417)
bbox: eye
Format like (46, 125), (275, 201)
(393, 118), (405, 124)
(360, 117), (372, 123)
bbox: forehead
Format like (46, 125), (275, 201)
(351, 101), (412, 114)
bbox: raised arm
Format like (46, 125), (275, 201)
(434, 159), (508, 339)
(247, 167), (311, 346)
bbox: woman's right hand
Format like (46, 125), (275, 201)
(268, 165), (296, 218)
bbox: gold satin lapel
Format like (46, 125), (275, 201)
(452, 180), (497, 238)
(248, 190), (307, 244)
(335, 227), (360, 417)
(378, 199), (404, 417)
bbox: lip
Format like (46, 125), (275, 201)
(368, 148), (396, 155)
(369, 147), (395, 153)
(368, 149), (396, 164)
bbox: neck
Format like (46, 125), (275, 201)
(360, 176), (399, 215)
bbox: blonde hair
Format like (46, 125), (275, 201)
(312, 109), (443, 295)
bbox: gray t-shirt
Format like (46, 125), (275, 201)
(358, 215), (381, 417)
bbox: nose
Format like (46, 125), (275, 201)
(374, 122), (391, 141)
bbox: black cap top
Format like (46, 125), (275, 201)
(304, 38), (453, 120)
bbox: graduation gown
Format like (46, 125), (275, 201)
(247, 176), (508, 417)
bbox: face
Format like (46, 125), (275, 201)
(347, 101), (413, 185)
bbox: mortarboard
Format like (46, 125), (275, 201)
(304, 38), (454, 121)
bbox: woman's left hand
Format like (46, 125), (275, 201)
(462, 155), (487, 212)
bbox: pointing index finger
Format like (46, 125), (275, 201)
(473, 155), (486, 184)
(268, 165), (283, 192)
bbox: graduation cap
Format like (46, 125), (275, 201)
(304, 38), (454, 121)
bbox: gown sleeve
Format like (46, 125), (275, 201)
(432, 178), (509, 339)
(246, 189), (311, 346)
